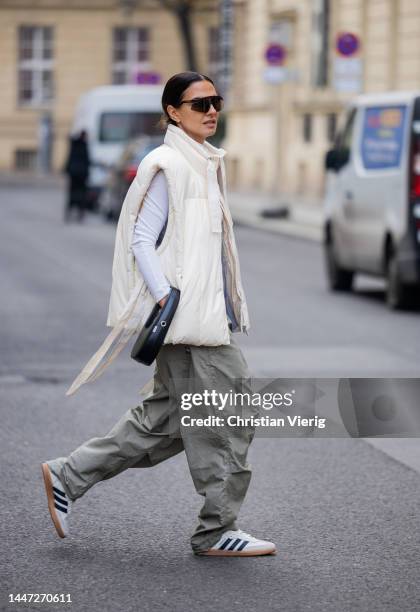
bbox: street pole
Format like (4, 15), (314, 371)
(218, 0), (233, 107)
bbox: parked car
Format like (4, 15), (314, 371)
(323, 91), (420, 309)
(70, 84), (163, 206)
(99, 135), (163, 220)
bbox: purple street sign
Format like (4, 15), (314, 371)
(136, 72), (161, 84)
(265, 43), (287, 66)
(336, 32), (360, 57)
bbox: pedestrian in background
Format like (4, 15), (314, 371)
(42, 71), (276, 557)
(63, 129), (90, 222)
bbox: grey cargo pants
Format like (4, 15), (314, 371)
(48, 333), (256, 553)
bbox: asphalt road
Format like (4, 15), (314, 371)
(1, 183), (419, 612)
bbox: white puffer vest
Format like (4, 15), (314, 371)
(66, 124), (250, 395)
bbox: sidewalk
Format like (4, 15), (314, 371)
(228, 189), (324, 243)
(0, 169), (65, 189)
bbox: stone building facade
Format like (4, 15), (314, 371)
(0, 0), (219, 171)
(225, 0), (420, 197)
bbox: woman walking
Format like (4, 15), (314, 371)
(42, 72), (276, 557)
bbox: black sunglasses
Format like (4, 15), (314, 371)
(178, 95), (224, 113)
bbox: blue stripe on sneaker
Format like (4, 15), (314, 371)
(54, 502), (67, 514)
(219, 538), (232, 550)
(228, 538), (242, 551)
(53, 493), (68, 506)
(237, 540), (249, 551)
(53, 486), (66, 499)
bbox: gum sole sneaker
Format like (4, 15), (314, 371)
(41, 462), (72, 538)
(197, 529), (276, 557)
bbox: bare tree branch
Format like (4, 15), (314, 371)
(156, 0), (198, 71)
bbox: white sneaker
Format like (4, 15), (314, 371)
(41, 462), (72, 538)
(197, 529), (276, 556)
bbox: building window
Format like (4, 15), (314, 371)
(208, 26), (220, 82)
(311, 0), (330, 87)
(15, 149), (37, 170)
(112, 27), (150, 84)
(326, 113), (337, 143)
(18, 26), (54, 106)
(303, 113), (312, 143)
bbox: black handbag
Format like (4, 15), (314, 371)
(130, 286), (181, 365)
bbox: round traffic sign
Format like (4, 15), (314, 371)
(336, 32), (360, 57)
(265, 43), (287, 66)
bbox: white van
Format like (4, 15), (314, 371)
(70, 84), (163, 201)
(324, 91), (420, 309)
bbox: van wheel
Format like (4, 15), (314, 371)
(386, 251), (412, 310)
(325, 238), (354, 291)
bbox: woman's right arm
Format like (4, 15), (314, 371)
(131, 170), (171, 307)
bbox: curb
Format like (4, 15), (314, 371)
(230, 206), (323, 243)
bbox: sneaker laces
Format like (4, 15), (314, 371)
(234, 529), (258, 542)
